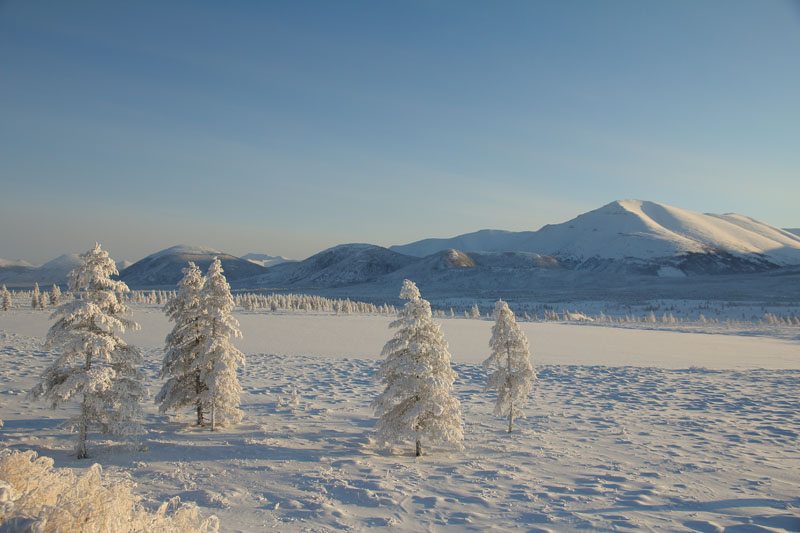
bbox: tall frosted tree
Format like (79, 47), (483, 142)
(483, 300), (535, 433)
(156, 262), (208, 425)
(1, 285), (11, 311)
(372, 279), (463, 456)
(29, 243), (146, 458)
(196, 258), (245, 431)
(32, 282), (41, 310)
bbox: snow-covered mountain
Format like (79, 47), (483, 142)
(0, 258), (34, 268)
(392, 200), (800, 275)
(0, 253), (83, 287)
(389, 229), (537, 259)
(3, 200), (797, 292)
(233, 244), (565, 297)
(786, 228), (800, 238)
(118, 245), (267, 287)
(241, 253), (293, 268)
(239, 244), (417, 288)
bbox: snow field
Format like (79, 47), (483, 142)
(1, 307), (799, 531)
(5, 307), (799, 369)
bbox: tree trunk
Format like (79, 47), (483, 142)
(77, 351), (92, 459)
(210, 401), (216, 432)
(77, 395), (89, 459)
(415, 439), (422, 457)
(507, 345), (513, 434)
(196, 374), (204, 426)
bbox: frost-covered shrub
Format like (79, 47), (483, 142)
(0, 449), (218, 532)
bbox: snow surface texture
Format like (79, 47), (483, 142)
(1, 307), (799, 532)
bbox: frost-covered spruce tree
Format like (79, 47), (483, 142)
(372, 279), (463, 456)
(50, 284), (61, 305)
(156, 262), (208, 426)
(1, 284), (11, 311)
(196, 258), (245, 431)
(483, 300), (535, 433)
(29, 243), (146, 458)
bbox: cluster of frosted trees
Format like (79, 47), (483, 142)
(0, 283), (62, 311)
(28, 244), (245, 459)
(125, 288), (397, 316)
(156, 261), (245, 431)
(127, 289), (175, 305)
(435, 304), (800, 327)
(26, 244), (533, 460)
(373, 279), (535, 456)
(235, 292), (397, 315)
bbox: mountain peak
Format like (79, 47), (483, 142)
(322, 243), (380, 253)
(147, 245), (225, 260)
(119, 245), (265, 287)
(392, 200), (800, 272)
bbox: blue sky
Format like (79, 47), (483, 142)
(1, 1), (799, 263)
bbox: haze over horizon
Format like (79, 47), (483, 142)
(2, 1), (799, 264)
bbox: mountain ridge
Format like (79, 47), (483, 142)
(390, 200), (800, 272)
(2, 200), (799, 288)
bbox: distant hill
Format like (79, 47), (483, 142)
(4, 200), (799, 294)
(0, 258), (34, 268)
(241, 253), (294, 268)
(239, 244), (417, 288)
(118, 245), (267, 287)
(0, 254), (83, 288)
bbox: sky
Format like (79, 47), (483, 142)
(1, 0), (799, 264)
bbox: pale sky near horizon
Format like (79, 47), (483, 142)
(1, 1), (799, 264)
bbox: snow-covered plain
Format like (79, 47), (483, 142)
(1, 306), (799, 532)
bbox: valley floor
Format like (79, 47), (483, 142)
(1, 307), (799, 532)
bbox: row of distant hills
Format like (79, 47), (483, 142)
(3, 200), (800, 302)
